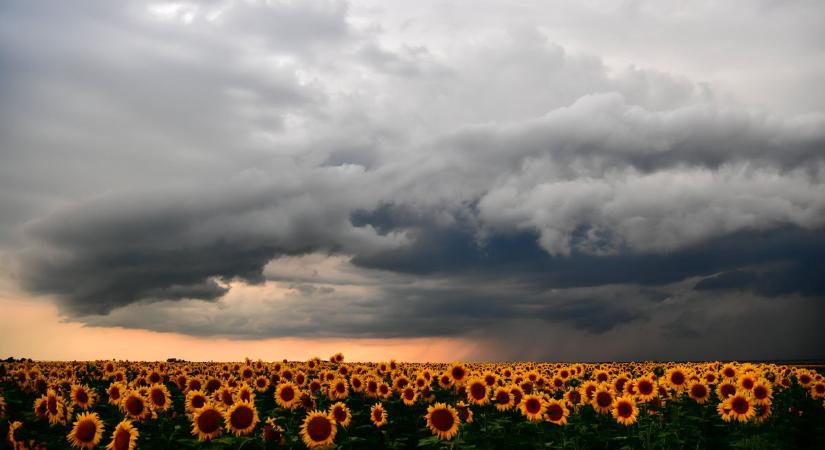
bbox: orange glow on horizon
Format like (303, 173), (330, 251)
(0, 288), (478, 363)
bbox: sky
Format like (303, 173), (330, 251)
(1, 0), (824, 362)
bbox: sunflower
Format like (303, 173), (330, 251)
(262, 417), (286, 445)
(350, 375), (365, 393)
(0, 394), (5, 418)
(612, 374), (630, 395)
(186, 377), (204, 393)
(720, 363), (738, 380)
(186, 390), (208, 413)
(564, 389), (584, 408)
(466, 378), (490, 405)
(275, 382), (300, 409)
(519, 394), (546, 421)
(105, 420), (138, 450)
(724, 391), (756, 423)
(493, 386), (514, 411)
(797, 370), (814, 387)
(34, 396), (48, 418)
(191, 403), (224, 441)
(544, 398), (569, 426)
(7, 421), (22, 449)
(665, 367), (688, 391)
(591, 384), (614, 414)
(401, 386), (418, 406)
(509, 384), (525, 406)
(224, 400), (259, 436)
(239, 365), (255, 381)
(45, 389), (68, 425)
(371, 402), (388, 427)
(67, 412), (104, 449)
(716, 381), (737, 401)
(738, 374), (756, 391)
(438, 373), (454, 390)
(448, 363), (468, 385)
(687, 381), (710, 404)
(752, 379), (774, 405)
(214, 386), (236, 411)
(300, 410), (337, 448)
(634, 376), (657, 402)
(754, 404), (772, 424)
(120, 390), (149, 421)
(426, 402), (460, 440)
(612, 396), (639, 426)
(329, 402), (352, 428)
(71, 384), (97, 410)
(579, 380), (598, 402)
(329, 378), (349, 400)
(717, 399), (733, 422)
(254, 376), (269, 393)
(810, 381), (825, 400)
(148, 384), (171, 412)
(448, 400), (470, 424)
(107, 383), (126, 406)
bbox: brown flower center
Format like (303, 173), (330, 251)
(74, 419), (97, 443)
(430, 408), (455, 431)
(307, 416), (332, 441)
(230, 405), (254, 430)
(197, 408), (222, 434)
(125, 396), (145, 417)
(596, 391), (613, 408)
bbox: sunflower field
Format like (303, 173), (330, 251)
(1, 356), (824, 449)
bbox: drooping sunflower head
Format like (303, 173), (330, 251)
(426, 402), (459, 440)
(300, 410), (337, 448)
(224, 400), (259, 437)
(371, 402), (388, 427)
(261, 417), (286, 445)
(440, 400), (462, 425)
(66, 411), (104, 449)
(105, 420), (139, 450)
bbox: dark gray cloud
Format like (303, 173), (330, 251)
(2, 0), (825, 359)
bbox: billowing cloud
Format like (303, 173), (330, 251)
(2, 0), (825, 359)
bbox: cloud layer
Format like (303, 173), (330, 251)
(2, 0), (825, 359)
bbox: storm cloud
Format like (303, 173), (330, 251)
(2, 0), (825, 359)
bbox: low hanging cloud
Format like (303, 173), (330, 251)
(3, 0), (825, 359)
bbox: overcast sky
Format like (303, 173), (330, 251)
(1, 0), (824, 361)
